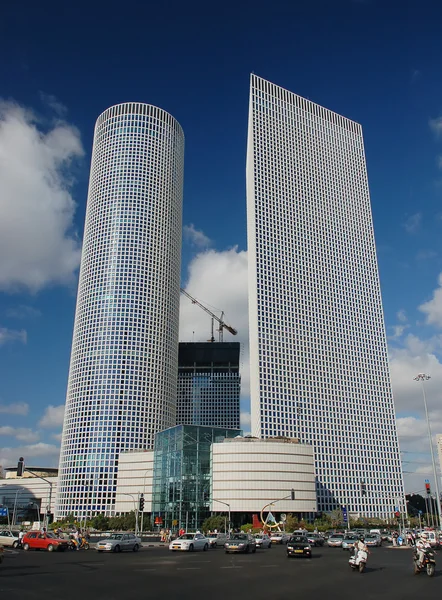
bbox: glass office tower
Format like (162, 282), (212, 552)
(246, 75), (404, 518)
(152, 425), (241, 531)
(177, 342), (241, 429)
(56, 103), (184, 518)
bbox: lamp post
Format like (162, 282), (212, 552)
(122, 493), (139, 536)
(414, 373), (442, 529)
(212, 499), (231, 534)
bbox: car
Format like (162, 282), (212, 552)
(254, 533), (272, 548)
(169, 533), (209, 552)
(287, 535), (312, 558)
(96, 532), (142, 553)
(307, 533), (324, 547)
(207, 533), (229, 548)
(0, 530), (20, 548)
(364, 534), (381, 547)
(224, 533), (256, 553)
(270, 532), (289, 544)
(327, 533), (345, 547)
(22, 531), (69, 552)
(341, 534), (359, 551)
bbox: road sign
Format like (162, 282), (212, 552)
(0, 507), (9, 517)
(342, 507), (348, 523)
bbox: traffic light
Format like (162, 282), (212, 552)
(425, 481), (431, 495)
(17, 457), (24, 477)
(139, 494), (145, 512)
(361, 481), (367, 496)
(290, 488), (295, 501)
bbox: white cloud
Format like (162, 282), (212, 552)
(397, 310), (407, 323)
(39, 405), (65, 428)
(416, 249), (437, 261)
(180, 247), (249, 398)
(6, 305), (41, 319)
(0, 402), (29, 415)
(0, 100), (83, 292)
(0, 426), (39, 443)
(0, 327), (27, 346)
(51, 432), (62, 442)
(183, 224), (211, 249)
(240, 411), (251, 431)
(429, 116), (442, 137)
(39, 92), (67, 118)
(403, 212), (422, 234)
(419, 273), (442, 327)
(0, 442), (60, 468)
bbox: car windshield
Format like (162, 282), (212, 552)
(108, 534), (123, 540)
(179, 534), (195, 540)
(290, 536), (307, 543)
(365, 535), (376, 539)
(231, 534), (247, 540)
(345, 535), (358, 540)
(331, 534), (344, 539)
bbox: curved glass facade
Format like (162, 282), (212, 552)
(56, 103), (184, 518)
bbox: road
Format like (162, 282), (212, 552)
(0, 544), (439, 599)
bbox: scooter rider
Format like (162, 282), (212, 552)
(354, 535), (369, 555)
(416, 533), (431, 567)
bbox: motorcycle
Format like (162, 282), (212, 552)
(413, 548), (436, 577)
(349, 548), (368, 573)
(68, 538), (90, 551)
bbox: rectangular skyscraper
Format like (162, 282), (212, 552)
(246, 74), (404, 518)
(177, 342), (240, 429)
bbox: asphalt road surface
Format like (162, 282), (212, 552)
(0, 544), (440, 600)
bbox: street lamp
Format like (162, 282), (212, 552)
(212, 499), (231, 533)
(122, 493), (139, 536)
(414, 373), (442, 529)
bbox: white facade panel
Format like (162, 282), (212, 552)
(211, 440), (317, 513)
(0, 477), (58, 521)
(114, 451), (154, 514)
(57, 103), (184, 519)
(246, 74), (405, 519)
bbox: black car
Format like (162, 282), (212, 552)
(307, 533), (324, 547)
(287, 535), (312, 558)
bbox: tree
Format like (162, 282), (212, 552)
(202, 515), (228, 533)
(330, 509), (343, 527)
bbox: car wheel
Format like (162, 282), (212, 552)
(252, 547), (256, 553)
(245, 545), (250, 553)
(225, 550), (229, 554)
(133, 544), (139, 552)
(114, 545), (121, 553)
(268, 543), (271, 549)
(47, 544), (54, 552)
(203, 543), (208, 551)
(189, 544), (194, 552)
(23, 543), (30, 551)
(427, 564), (435, 577)
(213, 542), (217, 548)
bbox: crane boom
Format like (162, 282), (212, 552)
(180, 288), (238, 341)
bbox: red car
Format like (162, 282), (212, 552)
(22, 532), (69, 552)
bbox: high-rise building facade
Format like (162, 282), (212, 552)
(246, 75), (404, 518)
(177, 342), (240, 429)
(56, 103), (184, 518)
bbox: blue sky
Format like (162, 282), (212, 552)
(1, 0), (442, 494)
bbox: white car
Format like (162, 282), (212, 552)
(169, 533), (209, 552)
(270, 532), (289, 544)
(0, 530), (20, 548)
(254, 533), (272, 548)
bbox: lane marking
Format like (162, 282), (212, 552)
(220, 566), (243, 569)
(177, 567), (201, 571)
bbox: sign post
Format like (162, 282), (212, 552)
(342, 507), (349, 530)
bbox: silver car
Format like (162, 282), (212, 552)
(0, 530), (20, 548)
(207, 533), (229, 548)
(96, 532), (141, 553)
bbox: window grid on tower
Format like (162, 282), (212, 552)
(246, 75), (405, 519)
(56, 103), (184, 519)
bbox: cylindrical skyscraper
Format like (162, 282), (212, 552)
(56, 103), (184, 518)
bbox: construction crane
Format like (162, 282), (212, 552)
(180, 288), (238, 342)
